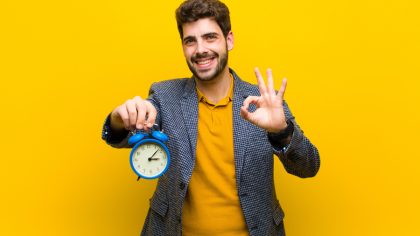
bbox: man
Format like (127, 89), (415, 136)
(102, 0), (320, 235)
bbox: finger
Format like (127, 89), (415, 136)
(242, 95), (259, 111)
(144, 101), (157, 128)
(276, 78), (288, 101)
(254, 67), (267, 95)
(135, 101), (147, 130)
(116, 106), (130, 130)
(240, 105), (250, 120)
(126, 99), (138, 129)
(132, 96), (148, 130)
(133, 96), (142, 102)
(241, 96), (260, 123)
(266, 68), (275, 95)
(240, 105), (257, 125)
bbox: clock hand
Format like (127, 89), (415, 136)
(148, 149), (159, 161)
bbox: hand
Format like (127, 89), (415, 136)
(240, 68), (288, 133)
(110, 96), (157, 132)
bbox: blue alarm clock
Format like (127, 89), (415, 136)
(128, 126), (170, 180)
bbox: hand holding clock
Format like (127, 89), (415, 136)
(110, 96), (157, 132)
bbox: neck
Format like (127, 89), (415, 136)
(195, 67), (231, 104)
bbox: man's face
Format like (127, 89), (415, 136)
(181, 18), (234, 81)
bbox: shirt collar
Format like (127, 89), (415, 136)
(196, 73), (234, 106)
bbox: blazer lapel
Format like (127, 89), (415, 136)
(231, 70), (252, 189)
(180, 78), (199, 166)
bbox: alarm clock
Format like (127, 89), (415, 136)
(128, 126), (170, 180)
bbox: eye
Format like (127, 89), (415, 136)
(183, 38), (196, 46)
(205, 34), (218, 41)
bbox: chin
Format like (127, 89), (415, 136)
(195, 69), (219, 81)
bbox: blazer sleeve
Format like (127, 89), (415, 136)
(101, 113), (130, 148)
(269, 101), (321, 178)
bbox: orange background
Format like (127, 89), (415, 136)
(1, 0), (419, 235)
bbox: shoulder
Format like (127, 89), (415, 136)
(231, 70), (261, 97)
(151, 78), (189, 92)
(237, 79), (260, 95)
(149, 78), (192, 98)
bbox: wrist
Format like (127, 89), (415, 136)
(268, 120), (294, 146)
(103, 114), (129, 143)
(270, 120), (293, 135)
(110, 112), (125, 132)
(267, 122), (288, 133)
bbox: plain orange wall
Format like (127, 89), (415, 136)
(1, 0), (419, 235)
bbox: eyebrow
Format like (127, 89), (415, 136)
(183, 32), (220, 43)
(202, 32), (219, 38)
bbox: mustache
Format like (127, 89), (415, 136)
(191, 52), (218, 61)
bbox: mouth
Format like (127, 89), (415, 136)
(193, 56), (216, 69)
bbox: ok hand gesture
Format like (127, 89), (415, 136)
(240, 68), (288, 133)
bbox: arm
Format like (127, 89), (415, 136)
(240, 68), (320, 178)
(268, 101), (320, 178)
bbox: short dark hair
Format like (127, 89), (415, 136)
(175, 0), (231, 39)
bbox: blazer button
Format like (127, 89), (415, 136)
(179, 182), (186, 190)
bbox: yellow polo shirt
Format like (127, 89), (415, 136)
(182, 76), (248, 235)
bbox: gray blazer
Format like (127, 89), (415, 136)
(102, 69), (320, 236)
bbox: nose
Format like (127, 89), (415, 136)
(195, 40), (209, 54)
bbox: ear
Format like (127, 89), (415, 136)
(226, 31), (234, 51)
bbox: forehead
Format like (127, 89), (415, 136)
(182, 18), (223, 39)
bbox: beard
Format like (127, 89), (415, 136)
(186, 46), (229, 82)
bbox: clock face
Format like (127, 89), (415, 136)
(131, 141), (169, 179)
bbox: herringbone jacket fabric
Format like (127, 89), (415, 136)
(102, 69), (320, 236)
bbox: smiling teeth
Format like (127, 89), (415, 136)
(197, 59), (211, 65)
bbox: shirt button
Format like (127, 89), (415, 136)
(179, 182), (186, 190)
